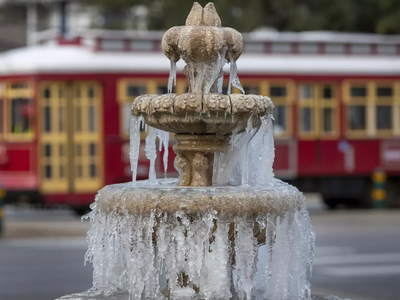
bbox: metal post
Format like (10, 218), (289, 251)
(0, 184), (5, 236)
(372, 168), (386, 209)
(60, 1), (68, 38)
(26, 3), (38, 46)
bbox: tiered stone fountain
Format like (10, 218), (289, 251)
(59, 3), (348, 300)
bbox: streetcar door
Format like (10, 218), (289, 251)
(40, 83), (69, 193)
(71, 82), (103, 193)
(39, 82), (103, 194)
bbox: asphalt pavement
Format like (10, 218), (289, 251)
(1, 199), (399, 300)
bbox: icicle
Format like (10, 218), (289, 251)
(228, 52), (245, 95)
(168, 61), (177, 94)
(156, 129), (170, 178)
(217, 75), (223, 94)
(200, 218), (232, 299)
(234, 217), (258, 300)
(129, 115), (142, 183)
(241, 142), (250, 186)
(145, 127), (158, 184)
(195, 63), (205, 94)
(258, 115), (275, 186)
(203, 48), (227, 94)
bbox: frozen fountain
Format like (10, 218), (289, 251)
(58, 3), (349, 300)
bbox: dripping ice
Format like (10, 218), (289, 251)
(82, 186), (315, 300)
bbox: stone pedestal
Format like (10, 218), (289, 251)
(173, 134), (230, 186)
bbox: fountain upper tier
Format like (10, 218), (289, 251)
(131, 2), (274, 187)
(132, 93), (273, 135)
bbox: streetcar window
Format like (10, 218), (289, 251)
(88, 105), (96, 132)
(376, 106), (392, 130)
(44, 88), (51, 98)
(11, 82), (29, 89)
(377, 87), (392, 97)
(273, 105), (286, 133)
(127, 85), (146, 97)
(270, 86), (287, 97)
(44, 106), (51, 133)
(89, 143), (96, 156)
(11, 98), (31, 133)
(350, 86), (367, 97)
(45, 144), (51, 157)
(323, 108), (333, 132)
(45, 165), (52, 179)
(75, 106), (82, 132)
(301, 107), (312, 132)
(299, 84), (313, 99)
(58, 106), (65, 132)
(243, 86), (260, 94)
(348, 106), (366, 130)
(44, 144), (52, 179)
(323, 86), (333, 99)
(90, 164), (96, 178)
(88, 87), (95, 98)
(157, 85), (176, 94)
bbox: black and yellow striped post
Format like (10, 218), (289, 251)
(0, 183), (5, 236)
(372, 168), (386, 209)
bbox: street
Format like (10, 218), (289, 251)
(0, 203), (399, 300)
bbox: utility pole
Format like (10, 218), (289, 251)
(60, 0), (67, 38)
(26, 2), (37, 45)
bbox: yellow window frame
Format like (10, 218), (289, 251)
(298, 83), (338, 139)
(265, 80), (294, 139)
(343, 80), (397, 139)
(3, 80), (35, 141)
(72, 82), (104, 193)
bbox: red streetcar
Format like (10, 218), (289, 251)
(0, 30), (399, 212)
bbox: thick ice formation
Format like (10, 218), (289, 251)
(78, 178), (314, 300)
(107, 109), (317, 300)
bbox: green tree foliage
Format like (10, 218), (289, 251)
(84, 0), (400, 34)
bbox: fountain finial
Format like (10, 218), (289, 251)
(162, 2), (243, 93)
(185, 2), (221, 27)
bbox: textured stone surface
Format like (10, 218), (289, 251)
(131, 93), (273, 135)
(95, 178), (304, 216)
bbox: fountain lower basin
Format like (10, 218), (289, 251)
(57, 179), (316, 300)
(95, 178), (303, 216)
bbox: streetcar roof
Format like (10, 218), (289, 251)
(0, 44), (400, 76)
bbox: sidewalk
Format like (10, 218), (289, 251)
(2, 219), (90, 239)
